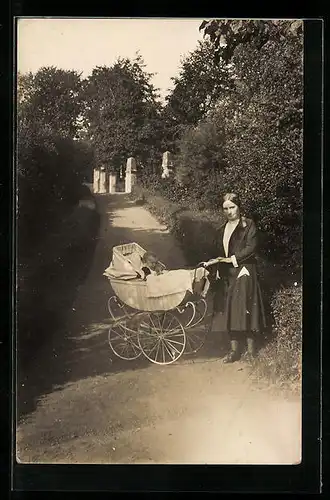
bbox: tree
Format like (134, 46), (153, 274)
(17, 67), (88, 256)
(18, 67), (83, 140)
(17, 67), (87, 189)
(82, 54), (163, 175)
(199, 19), (303, 63)
(173, 20), (303, 274)
(161, 40), (234, 152)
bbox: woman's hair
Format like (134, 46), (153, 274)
(222, 192), (241, 209)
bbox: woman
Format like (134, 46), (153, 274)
(202, 193), (266, 363)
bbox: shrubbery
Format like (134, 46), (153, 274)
(17, 68), (93, 260)
(131, 183), (182, 227)
(253, 284), (302, 389)
(172, 211), (223, 265)
(17, 135), (93, 260)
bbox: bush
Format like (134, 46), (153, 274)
(17, 135), (90, 260)
(252, 284), (302, 389)
(131, 185), (183, 229)
(17, 67), (90, 260)
(173, 99), (302, 279)
(172, 210), (223, 265)
(17, 197), (100, 361)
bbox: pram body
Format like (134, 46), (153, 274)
(104, 243), (210, 365)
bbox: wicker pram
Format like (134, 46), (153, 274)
(104, 242), (210, 365)
(104, 242), (196, 312)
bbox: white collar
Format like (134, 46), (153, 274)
(226, 218), (239, 226)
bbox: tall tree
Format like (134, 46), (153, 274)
(199, 19), (303, 63)
(18, 67), (83, 140)
(17, 67), (87, 255)
(82, 54), (162, 175)
(161, 39), (234, 152)
(174, 20), (303, 271)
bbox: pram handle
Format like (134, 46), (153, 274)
(197, 257), (222, 268)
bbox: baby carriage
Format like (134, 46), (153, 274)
(104, 242), (210, 365)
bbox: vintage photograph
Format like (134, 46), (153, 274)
(16, 17), (303, 465)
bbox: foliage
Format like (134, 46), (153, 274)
(18, 67), (83, 139)
(131, 183), (183, 228)
(131, 184), (224, 262)
(82, 54), (163, 175)
(17, 67), (89, 259)
(168, 20), (303, 278)
(199, 18), (303, 63)
(161, 40), (235, 152)
(174, 121), (227, 207)
(172, 211), (223, 266)
(252, 284), (302, 388)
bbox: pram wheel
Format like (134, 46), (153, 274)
(108, 317), (141, 360)
(138, 312), (186, 365)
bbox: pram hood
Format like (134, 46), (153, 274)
(104, 242), (145, 280)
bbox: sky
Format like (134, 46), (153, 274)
(17, 18), (205, 101)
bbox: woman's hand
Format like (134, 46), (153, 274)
(217, 257), (232, 264)
(197, 261), (208, 268)
(198, 256), (231, 267)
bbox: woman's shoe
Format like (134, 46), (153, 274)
(246, 337), (256, 360)
(223, 350), (241, 363)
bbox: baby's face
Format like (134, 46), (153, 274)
(147, 258), (158, 270)
(154, 263), (163, 275)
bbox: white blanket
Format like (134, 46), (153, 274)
(145, 269), (193, 298)
(145, 267), (210, 298)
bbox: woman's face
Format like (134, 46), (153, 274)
(223, 200), (240, 221)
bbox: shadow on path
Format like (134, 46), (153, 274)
(17, 194), (229, 421)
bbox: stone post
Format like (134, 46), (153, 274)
(125, 157), (137, 193)
(93, 168), (100, 193)
(131, 161), (137, 190)
(99, 167), (107, 194)
(161, 151), (174, 178)
(108, 172), (116, 194)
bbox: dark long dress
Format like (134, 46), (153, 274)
(210, 217), (266, 335)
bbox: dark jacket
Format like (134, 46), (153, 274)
(210, 216), (258, 282)
(210, 216), (266, 331)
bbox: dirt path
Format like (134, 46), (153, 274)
(16, 194), (301, 465)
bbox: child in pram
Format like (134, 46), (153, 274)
(138, 251), (209, 298)
(104, 244), (210, 299)
(139, 251), (164, 279)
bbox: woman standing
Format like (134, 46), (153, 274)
(203, 193), (266, 363)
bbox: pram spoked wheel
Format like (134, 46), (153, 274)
(138, 311), (186, 365)
(108, 315), (142, 360)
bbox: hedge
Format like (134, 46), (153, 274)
(252, 284), (302, 391)
(17, 190), (101, 367)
